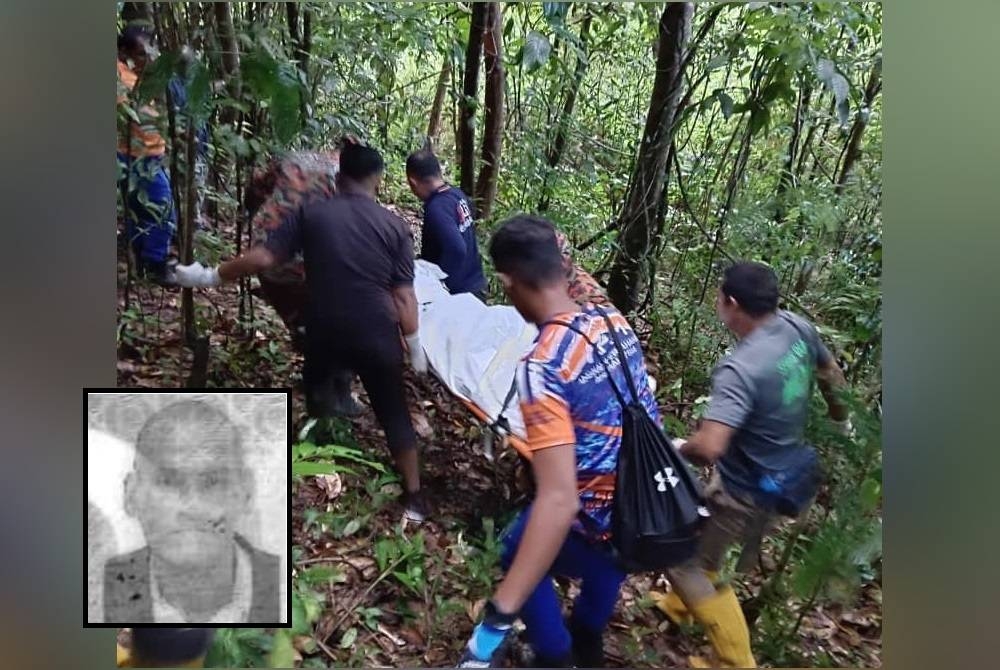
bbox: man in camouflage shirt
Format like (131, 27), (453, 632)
(244, 150), (340, 350)
(554, 230), (609, 307)
(244, 150), (364, 417)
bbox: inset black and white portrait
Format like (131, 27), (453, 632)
(85, 390), (290, 626)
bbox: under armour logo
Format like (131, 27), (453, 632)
(654, 467), (679, 492)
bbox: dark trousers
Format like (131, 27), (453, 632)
(303, 322), (417, 455)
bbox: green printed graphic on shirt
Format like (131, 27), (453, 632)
(776, 338), (811, 407)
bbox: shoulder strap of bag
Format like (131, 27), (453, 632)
(489, 376), (519, 434)
(592, 305), (641, 405)
(540, 319), (628, 409)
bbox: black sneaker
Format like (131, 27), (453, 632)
(139, 260), (172, 286)
(569, 619), (604, 668)
(401, 490), (430, 523)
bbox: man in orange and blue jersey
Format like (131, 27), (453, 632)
(457, 215), (660, 668)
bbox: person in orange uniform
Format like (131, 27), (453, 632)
(117, 24), (175, 283)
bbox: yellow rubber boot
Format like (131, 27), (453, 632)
(650, 571), (719, 625)
(688, 586), (756, 668)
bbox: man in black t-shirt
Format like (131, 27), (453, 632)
(171, 140), (432, 522)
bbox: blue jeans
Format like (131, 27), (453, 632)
(118, 154), (175, 264)
(500, 506), (627, 661)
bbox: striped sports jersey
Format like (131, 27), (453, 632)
(517, 304), (660, 539)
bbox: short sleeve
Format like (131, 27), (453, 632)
(790, 312), (833, 367)
(702, 362), (754, 430)
(517, 360), (575, 451)
(810, 324), (834, 367)
(262, 206), (304, 264)
(390, 214), (415, 286)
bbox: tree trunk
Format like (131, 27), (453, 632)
(539, 5), (593, 212)
(546, 7), (592, 170)
(182, 121), (198, 346)
(286, 2), (300, 48)
(427, 55), (453, 144)
(121, 2), (152, 26)
(606, 3), (693, 314)
(214, 2), (241, 113)
(286, 2), (312, 120)
(775, 80), (812, 220)
(474, 2), (504, 220)
(459, 1), (488, 196)
(302, 8), (312, 83)
(835, 56), (881, 195)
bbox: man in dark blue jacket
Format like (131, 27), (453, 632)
(406, 149), (488, 299)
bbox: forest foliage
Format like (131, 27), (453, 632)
(116, 2), (882, 667)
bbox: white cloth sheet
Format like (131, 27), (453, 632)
(413, 261), (537, 438)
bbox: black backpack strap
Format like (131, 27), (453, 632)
(489, 376), (519, 433)
(540, 319), (628, 409)
(592, 305), (641, 405)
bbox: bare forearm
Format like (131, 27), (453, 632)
(678, 420), (735, 466)
(218, 245), (277, 282)
(392, 285), (419, 336)
(818, 360), (849, 421)
(492, 491), (578, 613)
(679, 439), (714, 466)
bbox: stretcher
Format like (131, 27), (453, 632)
(412, 260), (537, 460)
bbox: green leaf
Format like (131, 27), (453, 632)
(292, 461), (358, 476)
(706, 53), (728, 71)
(523, 30), (552, 73)
(339, 627), (358, 649)
(341, 518), (362, 537)
(135, 51), (180, 103)
(715, 90), (735, 120)
(300, 565), (346, 586)
(503, 16), (515, 39)
(268, 629), (296, 668)
(291, 592), (310, 635)
(748, 102), (771, 136)
(859, 477), (881, 512)
(242, 49), (303, 144)
(303, 592), (323, 623)
(185, 60), (213, 123)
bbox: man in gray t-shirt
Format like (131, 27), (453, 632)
(709, 308), (835, 495)
(654, 262), (849, 668)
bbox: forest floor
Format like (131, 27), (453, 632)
(114, 207), (881, 668)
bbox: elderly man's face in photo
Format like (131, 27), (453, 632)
(126, 402), (250, 566)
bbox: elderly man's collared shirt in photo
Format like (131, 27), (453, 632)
(150, 541), (252, 623)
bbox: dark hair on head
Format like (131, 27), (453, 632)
(721, 261), (779, 317)
(118, 23), (153, 52)
(489, 215), (566, 288)
(135, 400), (242, 460)
(339, 139), (385, 181)
(405, 150), (442, 180)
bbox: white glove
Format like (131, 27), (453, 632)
(171, 261), (221, 288)
(832, 417), (854, 437)
(671, 437), (687, 451)
(404, 332), (428, 374)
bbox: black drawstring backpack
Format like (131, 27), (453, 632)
(545, 306), (708, 573)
